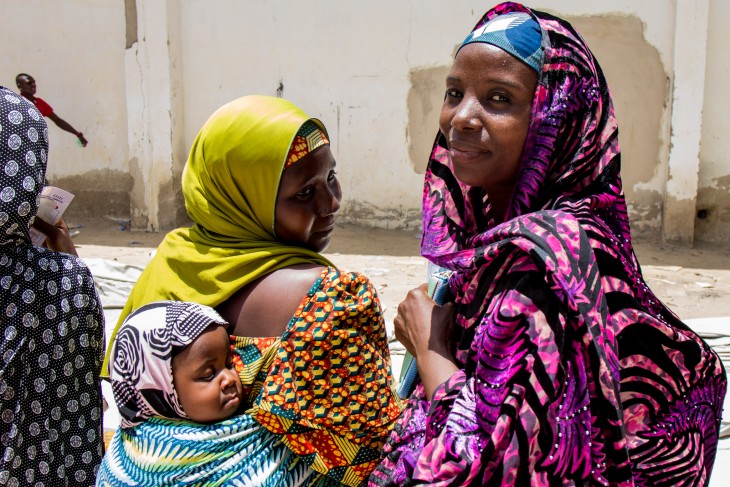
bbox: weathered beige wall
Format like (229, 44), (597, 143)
(3, 0), (729, 243)
(697, 0), (730, 242)
(407, 66), (450, 175)
(1, 0), (131, 220)
(176, 2), (461, 230)
(177, 0), (679, 233)
(566, 15), (668, 236)
(124, 0), (185, 231)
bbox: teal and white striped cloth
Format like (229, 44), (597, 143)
(97, 415), (341, 486)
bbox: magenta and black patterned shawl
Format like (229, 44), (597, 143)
(370, 2), (725, 486)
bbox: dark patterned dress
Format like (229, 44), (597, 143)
(370, 3), (725, 486)
(0, 87), (104, 485)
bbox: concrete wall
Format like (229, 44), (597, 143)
(3, 0), (729, 244)
(566, 14), (668, 236)
(2, 0), (132, 220)
(697, 0), (730, 242)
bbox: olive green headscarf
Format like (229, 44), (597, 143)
(102, 95), (333, 376)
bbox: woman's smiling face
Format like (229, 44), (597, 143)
(439, 42), (537, 194)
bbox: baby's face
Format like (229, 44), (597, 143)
(172, 324), (243, 423)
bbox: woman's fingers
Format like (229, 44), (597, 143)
(30, 215), (55, 235)
(31, 216), (78, 256)
(394, 284), (453, 358)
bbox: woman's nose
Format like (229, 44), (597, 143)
(318, 187), (341, 217)
(451, 97), (481, 131)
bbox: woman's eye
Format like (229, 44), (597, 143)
(445, 89), (462, 99)
(490, 94), (509, 103)
(327, 170), (338, 183)
(296, 187), (313, 199)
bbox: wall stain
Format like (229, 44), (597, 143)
(124, 0), (137, 48)
(661, 196), (697, 245)
(626, 189), (663, 238)
(339, 201), (421, 232)
(49, 169), (133, 220)
(696, 175), (730, 242)
(407, 66), (449, 174)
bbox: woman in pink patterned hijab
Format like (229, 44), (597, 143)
(371, 3), (725, 486)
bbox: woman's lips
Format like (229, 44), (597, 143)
(313, 224), (334, 235)
(449, 146), (489, 163)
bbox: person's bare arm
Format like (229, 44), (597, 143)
(394, 284), (458, 400)
(48, 112), (88, 146)
(31, 216), (78, 256)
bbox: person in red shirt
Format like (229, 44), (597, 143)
(15, 73), (88, 147)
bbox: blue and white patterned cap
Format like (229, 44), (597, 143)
(459, 12), (543, 74)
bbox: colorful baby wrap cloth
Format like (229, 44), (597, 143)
(97, 267), (403, 486)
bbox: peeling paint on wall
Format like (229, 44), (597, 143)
(626, 193), (662, 236)
(567, 14), (669, 238)
(339, 201), (422, 232)
(407, 66), (449, 174)
(49, 170), (133, 220)
(696, 176), (730, 242)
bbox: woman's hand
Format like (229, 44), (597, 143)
(31, 217), (78, 256)
(394, 284), (458, 399)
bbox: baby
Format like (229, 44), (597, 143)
(109, 301), (244, 426)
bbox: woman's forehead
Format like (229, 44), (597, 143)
(450, 43), (539, 90)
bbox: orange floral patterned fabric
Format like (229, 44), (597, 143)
(232, 267), (403, 487)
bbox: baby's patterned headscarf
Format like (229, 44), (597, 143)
(110, 301), (228, 427)
(0, 87), (48, 246)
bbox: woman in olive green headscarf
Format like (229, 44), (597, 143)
(100, 95), (403, 487)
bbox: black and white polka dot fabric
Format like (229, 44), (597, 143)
(0, 87), (103, 486)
